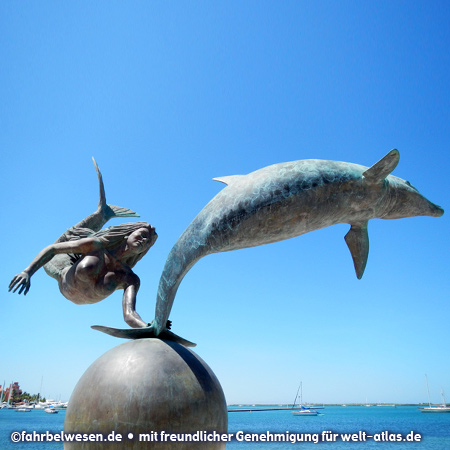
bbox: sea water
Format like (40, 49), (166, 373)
(227, 406), (450, 449)
(0, 406), (449, 449)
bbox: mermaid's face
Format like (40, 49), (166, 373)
(126, 227), (157, 255)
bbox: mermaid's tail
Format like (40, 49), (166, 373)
(88, 157), (140, 230)
(53, 158), (139, 244)
(45, 158), (140, 280)
(104, 204), (140, 221)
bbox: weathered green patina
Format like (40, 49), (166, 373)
(150, 149), (443, 336)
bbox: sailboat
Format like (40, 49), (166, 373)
(6, 383), (14, 409)
(0, 381), (5, 409)
(292, 382), (319, 416)
(419, 375), (450, 413)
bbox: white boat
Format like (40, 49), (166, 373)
(419, 375), (450, 413)
(293, 407), (319, 416)
(45, 407), (59, 414)
(420, 405), (450, 413)
(292, 382), (319, 417)
(15, 408), (31, 412)
(37, 400), (68, 410)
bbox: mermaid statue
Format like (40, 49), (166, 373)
(9, 159), (157, 329)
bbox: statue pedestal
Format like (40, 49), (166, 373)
(64, 339), (228, 449)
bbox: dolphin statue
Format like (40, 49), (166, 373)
(150, 149), (443, 336)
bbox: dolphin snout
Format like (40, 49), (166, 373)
(430, 203), (444, 217)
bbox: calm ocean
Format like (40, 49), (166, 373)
(1, 406), (449, 449)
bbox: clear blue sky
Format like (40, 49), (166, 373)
(1, 1), (449, 405)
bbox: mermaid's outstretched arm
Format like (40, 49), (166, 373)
(54, 158), (140, 244)
(9, 237), (102, 295)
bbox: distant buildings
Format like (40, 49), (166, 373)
(0, 382), (22, 402)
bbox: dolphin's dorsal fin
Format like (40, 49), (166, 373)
(363, 149), (400, 182)
(213, 175), (245, 186)
(344, 222), (369, 279)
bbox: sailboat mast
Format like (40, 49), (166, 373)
(0, 380), (5, 404)
(425, 374), (432, 407)
(38, 376), (43, 403)
(293, 382), (301, 408)
(7, 382), (13, 406)
(441, 388), (447, 407)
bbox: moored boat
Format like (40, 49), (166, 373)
(293, 407), (318, 416)
(292, 382), (320, 417)
(419, 375), (450, 413)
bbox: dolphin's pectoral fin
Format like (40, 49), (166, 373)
(213, 175), (245, 186)
(363, 149), (400, 182)
(344, 222), (369, 279)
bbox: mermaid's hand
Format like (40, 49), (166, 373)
(9, 272), (31, 295)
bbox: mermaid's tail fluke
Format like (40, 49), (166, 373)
(92, 157), (139, 223)
(93, 157), (107, 211)
(106, 204), (140, 218)
(53, 159), (140, 241)
(77, 157), (139, 231)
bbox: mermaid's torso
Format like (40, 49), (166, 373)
(57, 250), (131, 305)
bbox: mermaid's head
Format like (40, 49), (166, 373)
(95, 221), (157, 267)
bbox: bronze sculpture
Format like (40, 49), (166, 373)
(149, 149), (444, 337)
(9, 150), (444, 345)
(9, 159), (157, 329)
(9, 151), (440, 449)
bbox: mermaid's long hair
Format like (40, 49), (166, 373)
(66, 221), (154, 268)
